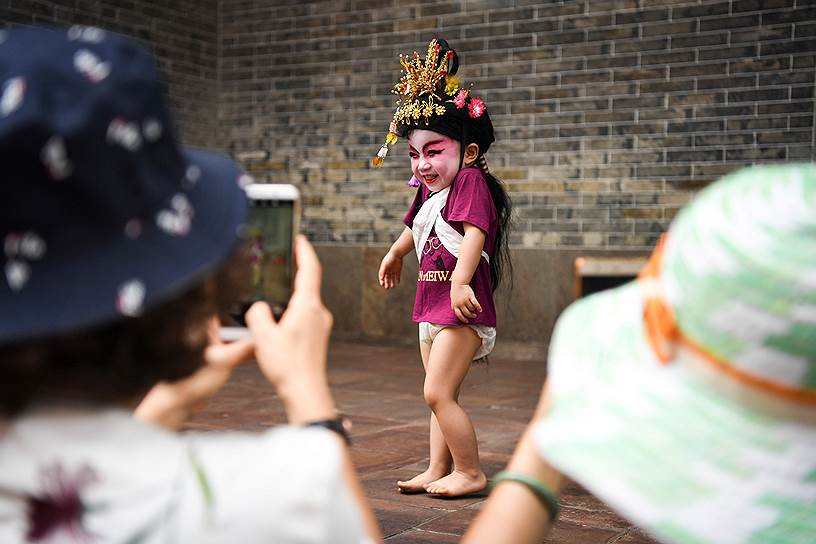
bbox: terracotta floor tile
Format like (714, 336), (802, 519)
(418, 508), (480, 535)
(187, 340), (657, 543)
(543, 518), (623, 544)
(369, 498), (448, 539)
(384, 529), (460, 543)
(617, 527), (662, 543)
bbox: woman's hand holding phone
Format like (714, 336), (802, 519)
(245, 235), (337, 425)
(137, 236), (336, 429)
(135, 317), (255, 429)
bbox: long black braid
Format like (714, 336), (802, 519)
(481, 163), (513, 293)
(459, 128), (513, 293)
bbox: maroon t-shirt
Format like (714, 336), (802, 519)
(403, 167), (498, 327)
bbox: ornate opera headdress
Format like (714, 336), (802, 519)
(372, 38), (493, 170)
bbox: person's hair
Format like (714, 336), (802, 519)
(458, 139), (513, 293)
(482, 170), (513, 293)
(0, 248), (250, 416)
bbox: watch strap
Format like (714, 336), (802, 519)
(304, 416), (351, 446)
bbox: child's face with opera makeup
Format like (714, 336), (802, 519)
(408, 130), (461, 192)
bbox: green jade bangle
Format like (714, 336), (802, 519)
(490, 470), (560, 522)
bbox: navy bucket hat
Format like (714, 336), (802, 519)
(0, 26), (249, 344)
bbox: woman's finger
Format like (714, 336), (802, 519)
(206, 316), (222, 346)
(290, 235), (322, 304)
(246, 300), (278, 336)
(204, 338), (255, 369)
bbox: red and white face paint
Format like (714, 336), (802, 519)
(407, 129), (461, 192)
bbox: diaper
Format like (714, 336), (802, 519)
(418, 322), (496, 361)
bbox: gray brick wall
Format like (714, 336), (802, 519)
(219, 0), (816, 249)
(4, 1), (814, 250)
(1, 0), (219, 148)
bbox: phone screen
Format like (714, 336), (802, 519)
(224, 189), (298, 330)
(246, 197), (294, 318)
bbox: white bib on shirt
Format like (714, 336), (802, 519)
(411, 186), (490, 264)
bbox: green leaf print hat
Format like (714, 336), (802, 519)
(535, 163), (816, 544)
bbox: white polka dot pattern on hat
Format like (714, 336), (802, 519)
(107, 118), (142, 151)
(0, 77), (25, 117)
(183, 164), (201, 189)
(67, 26), (105, 43)
(143, 118), (163, 142)
(3, 231), (46, 292)
(5, 261), (30, 292)
(117, 279), (146, 317)
(156, 193), (194, 237)
(74, 49), (110, 83)
(41, 136), (74, 180)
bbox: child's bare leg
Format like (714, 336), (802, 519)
(422, 327), (487, 497)
(398, 341), (452, 492)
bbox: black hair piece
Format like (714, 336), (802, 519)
(433, 38), (459, 78)
(484, 172), (513, 293)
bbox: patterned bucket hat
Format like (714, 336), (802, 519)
(0, 26), (249, 343)
(535, 163), (816, 544)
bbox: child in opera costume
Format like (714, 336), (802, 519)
(375, 39), (513, 497)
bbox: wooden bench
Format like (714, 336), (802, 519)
(574, 256), (648, 299)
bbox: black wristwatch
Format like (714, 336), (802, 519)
(304, 416), (352, 446)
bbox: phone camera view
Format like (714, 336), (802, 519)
(230, 196), (295, 325)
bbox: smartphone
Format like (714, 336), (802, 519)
(220, 183), (300, 341)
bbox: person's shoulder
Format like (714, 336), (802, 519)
(188, 426), (341, 478)
(191, 424), (337, 450)
(456, 166), (488, 185)
(181, 427), (356, 540)
(451, 167), (488, 197)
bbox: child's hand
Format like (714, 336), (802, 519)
(451, 282), (482, 323)
(378, 251), (403, 289)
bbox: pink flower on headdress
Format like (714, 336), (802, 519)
(453, 89), (468, 109)
(468, 96), (486, 118)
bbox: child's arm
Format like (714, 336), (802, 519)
(378, 226), (413, 289)
(450, 222), (486, 323)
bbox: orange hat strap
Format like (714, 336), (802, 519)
(639, 235), (679, 364)
(639, 235), (816, 405)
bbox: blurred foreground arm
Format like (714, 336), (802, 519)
(134, 318), (254, 430)
(247, 235), (382, 542)
(462, 385), (564, 544)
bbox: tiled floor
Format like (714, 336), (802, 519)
(188, 340), (657, 543)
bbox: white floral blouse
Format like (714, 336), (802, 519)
(0, 406), (369, 543)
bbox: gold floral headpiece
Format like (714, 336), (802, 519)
(372, 39), (484, 168)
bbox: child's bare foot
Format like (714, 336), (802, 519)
(397, 469), (446, 494)
(424, 470), (487, 497)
